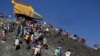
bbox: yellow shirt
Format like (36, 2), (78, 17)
(25, 34), (29, 40)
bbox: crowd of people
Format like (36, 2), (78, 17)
(62, 30), (86, 44)
(0, 17), (92, 56)
(94, 44), (100, 50)
(0, 12), (12, 19)
(54, 46), (71, 56)
(1, 20), (50, 56)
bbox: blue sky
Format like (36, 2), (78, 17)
(0, 0), (100, 47)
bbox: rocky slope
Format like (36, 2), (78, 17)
(0, 29), (100, 56)
(0, 18), (100, 56)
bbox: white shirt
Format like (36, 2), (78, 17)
(45, 28), (49, 32)
(34, 47), (40, 54)
(44, 22), (47, 25)
(15, 39), (20, 45)
(43, 38), (47, 44)
(65, 51), (71, 56)
(31, 34), (34, 40)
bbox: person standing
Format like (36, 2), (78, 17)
(54, 48), (60, 56)
(43, 37), (48, 49)
(2, 30), (6, 41)
(34, 46), (41, 56)
(57, 46), (63, 56)
(15, 38), (20, 50)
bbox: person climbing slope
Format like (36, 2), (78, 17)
(64, 49), (71, 56)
